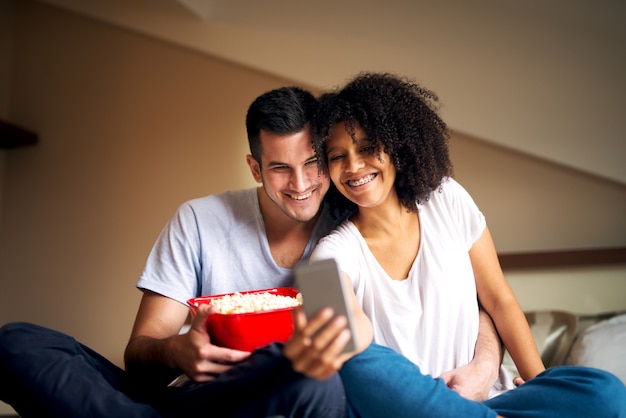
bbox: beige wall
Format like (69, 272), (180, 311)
(0, 1), (308, 367)
(450, 131), (626, 252)
(506, 265), (626, 314)
(1, 0), (625, 383)
(449, 132), (626, 315)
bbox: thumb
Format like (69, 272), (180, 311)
(293, 306), (307, 332)
(190, 303), (213, 334)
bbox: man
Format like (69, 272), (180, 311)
(0, 86), (502, 417)
(123, 86), (360, 417)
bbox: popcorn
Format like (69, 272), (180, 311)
(208, 291), (302, 314)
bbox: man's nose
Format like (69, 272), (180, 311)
(289, 169), (307, 191)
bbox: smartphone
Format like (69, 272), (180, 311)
(294, 258), (357, 352)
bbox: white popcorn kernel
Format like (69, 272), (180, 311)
(209, 292), (301, 314)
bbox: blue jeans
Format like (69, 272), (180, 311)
(341, 344), (626, 418)
(0, 322), (346, 418)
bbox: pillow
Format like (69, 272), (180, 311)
(565, 313), (626, 384)
(502, 310), (577, 376)
(525, 310), (578, 368)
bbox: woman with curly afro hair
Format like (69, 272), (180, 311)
(313, 72), (453, 215)
(308, 72), (626, 418)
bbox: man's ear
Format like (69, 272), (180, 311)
(246, 154), (263, 183)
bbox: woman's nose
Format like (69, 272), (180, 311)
(345, 153), (364, 173)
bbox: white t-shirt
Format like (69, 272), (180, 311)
(311, 178), (513, 396)
(136, 188), (340, 305)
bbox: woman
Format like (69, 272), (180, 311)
(309, 72), (626, 417)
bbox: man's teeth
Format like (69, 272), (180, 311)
(348, 174), (375, 187)
(290, 191), (312, 200)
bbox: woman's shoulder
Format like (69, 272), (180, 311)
(437, 177), (466, 194)
(423, 177), (474, 206)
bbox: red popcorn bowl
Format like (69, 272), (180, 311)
(187, 287), (302, 352)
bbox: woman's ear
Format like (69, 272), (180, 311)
(246, 154), (263, 184)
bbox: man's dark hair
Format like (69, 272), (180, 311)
(245, 86), (318, 165)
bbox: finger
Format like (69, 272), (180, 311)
(286, 308), (344, 376)
(301, 317), (351, 374)
(293, 307), (308, 332)
(287, 307), (335, 359)
(209, 344), (251, 364)
(310, 314), (347, 351)
(303, 307), (335, 338)
(202, 360), (237, 376)
(193, 373), (217, 383)
(290, 307), (311, 346)
(323, 328), (352, 369)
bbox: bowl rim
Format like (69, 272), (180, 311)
(187, 287), (301, 316)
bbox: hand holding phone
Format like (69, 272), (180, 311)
(294, 258), (357, 353)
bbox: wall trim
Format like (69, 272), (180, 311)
(498, 247), (626, 270)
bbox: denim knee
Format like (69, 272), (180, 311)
(341, 344), (495, 418)
(0, 322), (37, 357)
(547, 366), (626, 417)
(485, 365), (626, 418)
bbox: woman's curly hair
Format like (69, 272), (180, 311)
(312, 72), (453, 213)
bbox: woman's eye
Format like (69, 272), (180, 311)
(328, 154), (343, 161)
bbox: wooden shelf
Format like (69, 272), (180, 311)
(0, 119), (38, 148)
(498, 247), (626, 270)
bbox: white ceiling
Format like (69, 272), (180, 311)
(38, 0), (626, 185)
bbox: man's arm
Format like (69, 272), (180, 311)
(124, 291), (250, 383)
(439, 308), (502, 401)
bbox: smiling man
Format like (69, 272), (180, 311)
(0, 87), (351, 418)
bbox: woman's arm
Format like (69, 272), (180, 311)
(470, 227), (545, 381)
(344, 273), (375, 352)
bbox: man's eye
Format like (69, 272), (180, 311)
(271, 166), (290, 172)
(305, 158), (318, 166)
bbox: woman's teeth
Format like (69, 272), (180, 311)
(348, 174), (376, 187)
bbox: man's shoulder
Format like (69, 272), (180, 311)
(169, 188), (259, 229)
(184, 188), (256, 210)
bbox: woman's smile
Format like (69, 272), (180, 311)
(326, 122), (397, 209)
(346, 173), (377, 188)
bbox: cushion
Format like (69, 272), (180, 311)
(502, 310), (577, 376)
(565, 313), (626, 384)
(524, 310), (578, 368)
